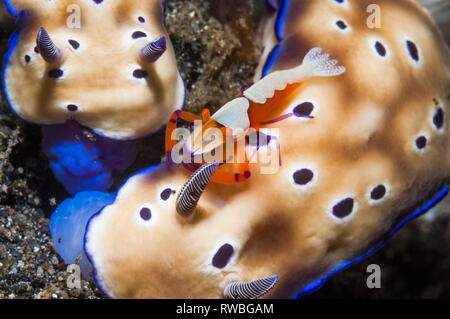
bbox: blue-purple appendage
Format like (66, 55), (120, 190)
(50, 191), (116, 280)
(265, 0), (279, 11)
(42, 121), (137, 195)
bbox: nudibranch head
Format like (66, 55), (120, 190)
(2, 0), (184, 139)
(84, 164), (282, 299)
(53, 0), (450, 299)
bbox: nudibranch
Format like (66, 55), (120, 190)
(51, 0), (450, 298)
(2, 0), (184, 194)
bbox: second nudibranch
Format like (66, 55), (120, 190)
(51, 0), (450, 299)
(2, 0), (184, 194)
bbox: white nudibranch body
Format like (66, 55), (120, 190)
(53, 0), (450, 299)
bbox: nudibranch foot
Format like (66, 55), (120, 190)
(50, 190), (116, 281)
(42, 121), (137, 195)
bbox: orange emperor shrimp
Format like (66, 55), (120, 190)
(165, 47), (345, 184)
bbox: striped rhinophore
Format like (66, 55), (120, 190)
(176, 162), (219, 217)
(36, 27), (61, 63)
(140, 36), (167, 63)
(224, 275), (279, 299)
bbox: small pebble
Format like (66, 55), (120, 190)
(33, 197), (41, 206)
(36, 267), (44, 277)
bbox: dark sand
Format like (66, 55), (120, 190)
(0, 0), (449, 299)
